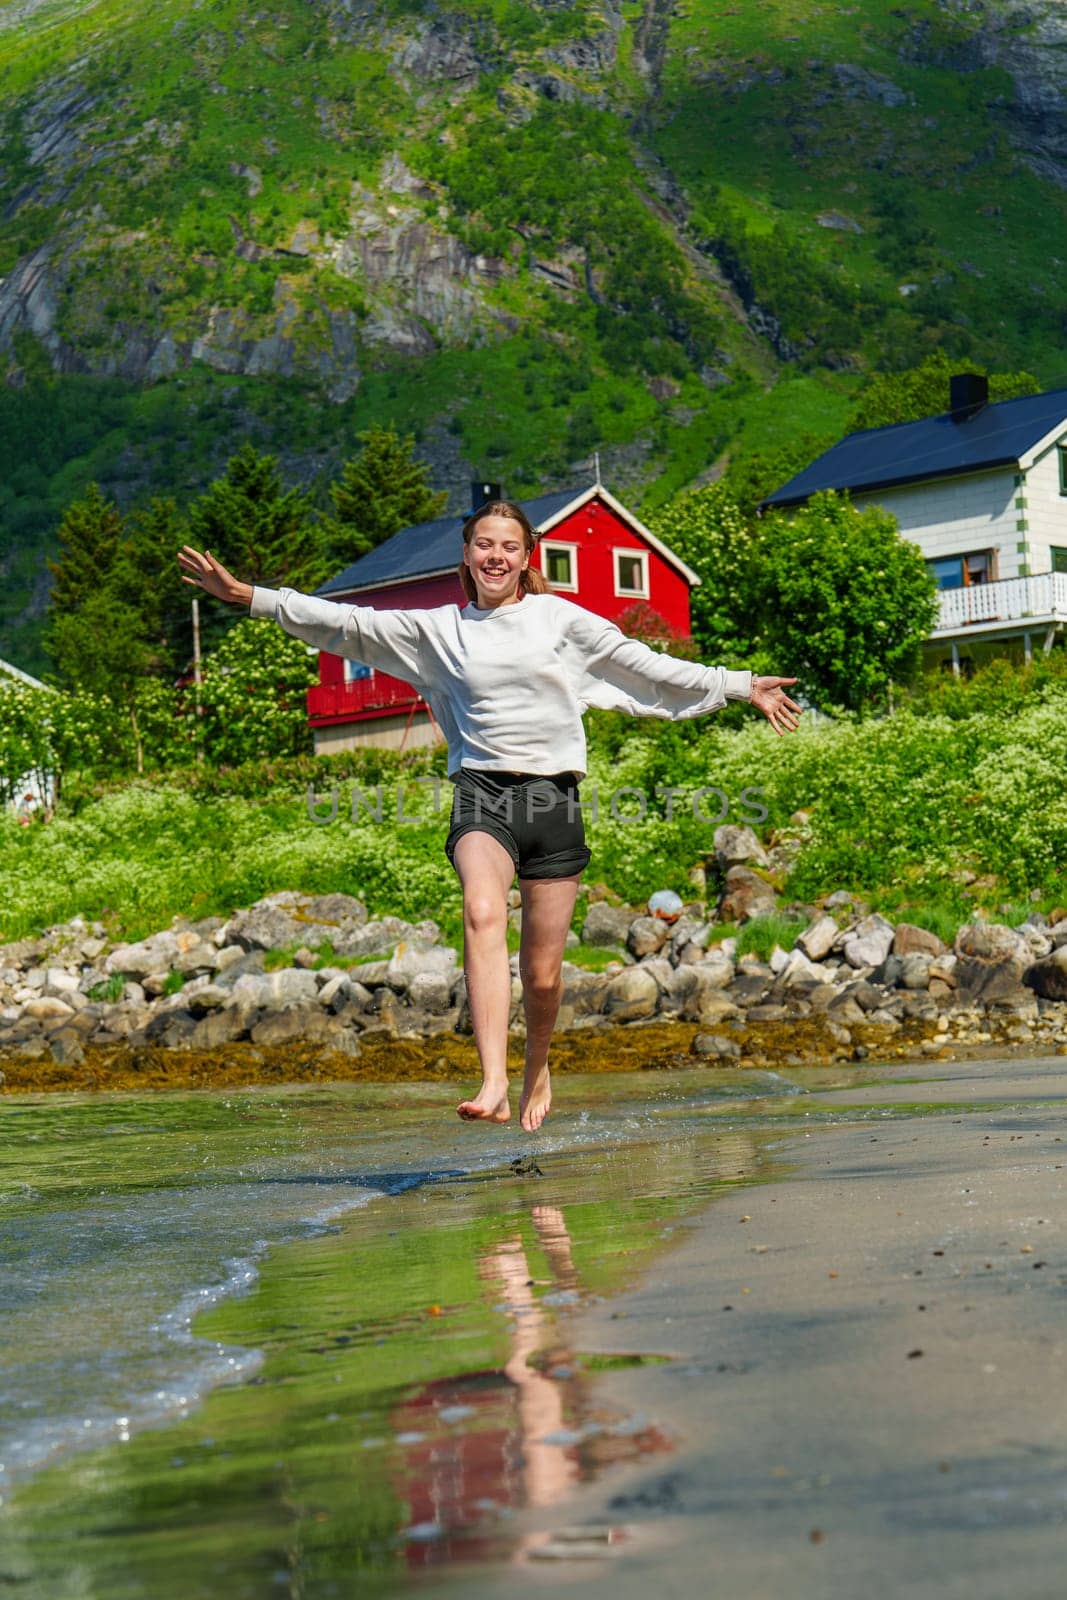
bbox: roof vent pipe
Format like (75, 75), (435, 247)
(949, 372), (989, 422)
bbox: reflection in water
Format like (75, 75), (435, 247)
(393, 1204), (670, 1567)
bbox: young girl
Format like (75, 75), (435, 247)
(178, 500), (799, 1133)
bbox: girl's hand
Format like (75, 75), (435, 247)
(749, 675), (802, 736)
(178, 546), (253, 607)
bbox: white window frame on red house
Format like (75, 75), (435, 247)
(343, 658), (373, 682)
(540, 540), (579, 592)
(612, 546), (650, 599)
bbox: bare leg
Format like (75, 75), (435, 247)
(454, 831), (517, 1123)
(517, 873), (580, 1133)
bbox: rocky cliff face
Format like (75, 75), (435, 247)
(1, 0), (1066, 395)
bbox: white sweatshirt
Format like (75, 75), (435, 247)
(249, 586), (753, 780)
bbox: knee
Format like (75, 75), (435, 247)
(463, 894), (506, 937)
(519, 963), (562, 1000)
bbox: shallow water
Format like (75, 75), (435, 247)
(0, 1066), (861, 1597)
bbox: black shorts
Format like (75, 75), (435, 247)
(445, 768), (592, 881)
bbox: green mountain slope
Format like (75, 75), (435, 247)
(2, 0), (1066, 672)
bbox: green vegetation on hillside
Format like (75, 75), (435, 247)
(2, 0), (1066, 674)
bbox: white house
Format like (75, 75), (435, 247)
(0, 655), (56, 814)
(761, 375), (1067, 674)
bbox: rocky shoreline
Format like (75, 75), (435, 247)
(3, 829), (1067, 1094)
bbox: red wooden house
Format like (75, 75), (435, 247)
(306, 480), (701, 753)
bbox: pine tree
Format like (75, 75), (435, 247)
(323, 425), (448, 569)
(187, 443), (328, 593)
(112, 497), (191, 676)
(45, 484), (125, 618)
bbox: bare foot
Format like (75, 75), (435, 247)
(457, 1083), (511, 1123)
(519, 1064), (551, 1133)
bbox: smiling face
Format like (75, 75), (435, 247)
(462, 513), (530, 608)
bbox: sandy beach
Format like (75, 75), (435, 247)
(428, 1055), (1067, 1600)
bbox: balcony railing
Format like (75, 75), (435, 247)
(933, 572), (1067, 636)
(307, 672), (423, 725)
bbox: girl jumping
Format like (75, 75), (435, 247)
(178, 499), (799, 1133)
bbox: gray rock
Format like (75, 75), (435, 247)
(22, 996), (74, 1022)
(681, 971), (741, 1026)
(250, 1005), (339, 1046)
(713, 824), (770, 870)
(635, 957), (674, 992)
(224, 890), (370, 952)
(898, 953), (933, 990)
(1026, 947), (1067, 1002)
(48, 1028), (86, 1065)
(627, 916), (669, 958)
(745, 1004), (790, 1023)
(796, 915), (838, 962)
(602, 967), (659, 1021)
(172, 941), (220, 976)
(385, 941), (457, 992)
(317, 974), (354, 1011)
(408, 972), (453, 1013)
(955, 922), (1031, 999)
(105, 932), (180, 979)
(776, 949), (828, 987)
(692, 1033), (742, 1059)
(842, 914), (895, 970)
(189, 1009), (252, 1049)
(582, 902), (634, 948)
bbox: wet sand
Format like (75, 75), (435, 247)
(431, 1055), (1067, 1600)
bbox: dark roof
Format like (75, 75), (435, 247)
(317, 487), (588, 596)
(760, 386), (1067, 510)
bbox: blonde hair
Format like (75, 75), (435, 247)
(458, 500), (550, 603)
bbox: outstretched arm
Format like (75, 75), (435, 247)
(177, 545), (426, 684)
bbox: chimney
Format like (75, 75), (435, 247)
(470, 480), (502, 512)
(949, 372), (989, 422)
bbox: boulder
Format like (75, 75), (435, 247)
(317, 974), (354, 1012)
(48, 1028), (86, 1065)
(250, 1004), (338, 1046)
(692, 1033), (742, 1059)
(22, 996), (75, 1022)
(582, 902), (635, 948)
(105, 932), (180, 979)
(796, 915), (838, 962)
(189, 1009), (252, 1048)
(719, 865), (777, 924)
(841, 914), (895, 970)
(225, 890), (369, 952)
(635, 957), (673, 991)
(602, 967), (659, 1021)
(713, 824), (770, 871)
(898, 953), (933, 991)
(892, 923), (945, 958)
(339, 916), (439, 959)
(682, 988), (741, 1027)
(776, 949), (828, 988)
(955, 922), (1031, 999)
(627, 916), (669, 959)
(385, 941), (457, 992)
(1026, 947), (1067, 1003)
(408, 971), (453, 1013)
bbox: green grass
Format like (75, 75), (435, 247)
(734, 914), (806, 963)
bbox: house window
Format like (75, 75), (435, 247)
(540, 541), (579, 591)
(613, 548), (649, 598)
(1052, 546), (1067, 574)
(1059, 447), (1067, 495)
(927, 550), (996, 589)
(344, 659), (372, 682)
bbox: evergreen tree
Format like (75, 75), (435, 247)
(45, 484), (124, 620)
(187, 443), (328, 593)
(111, 497), (191, 676)
(323, 425), (447, 568)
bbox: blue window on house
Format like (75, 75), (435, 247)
(929, 557), (964, 589)
(344, 659), (372, 682)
